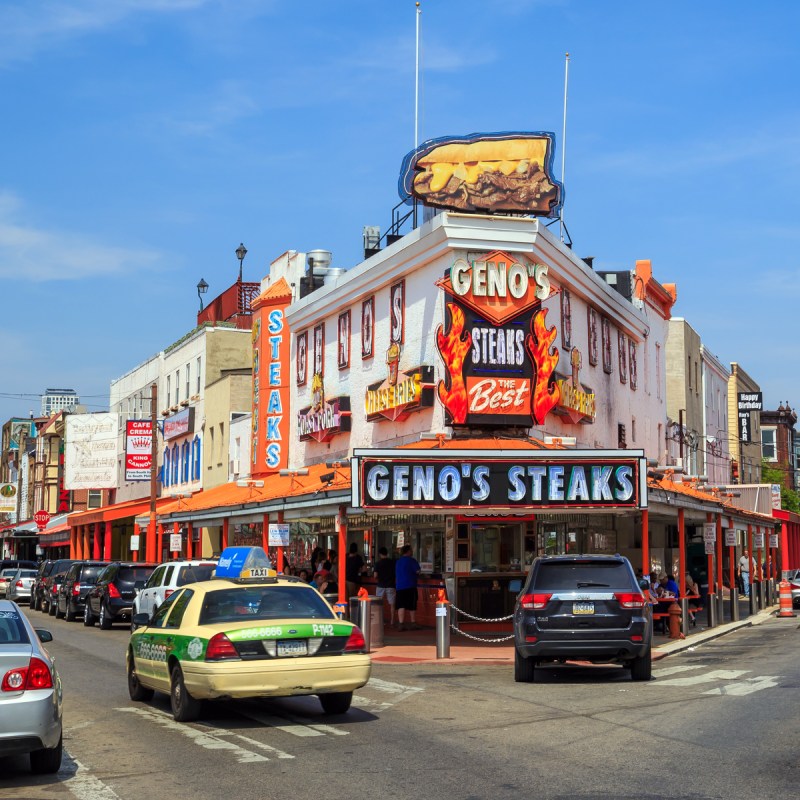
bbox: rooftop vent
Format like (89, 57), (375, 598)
(363, 226), (381, 260)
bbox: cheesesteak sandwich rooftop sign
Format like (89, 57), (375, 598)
(351, 449), (647, 512)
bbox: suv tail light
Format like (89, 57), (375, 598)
(2, 657), (54, 692)
(107, 583), (121, 599)
(520, 593), (552, 610)
(72, 584), (81, 596)
(205, 633), (239, 661)
(344, 627), (366, 652)
(615, 592), (646, 609)
(164, 589), (174, 600)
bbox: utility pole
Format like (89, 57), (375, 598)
(147, 382), (158, 562)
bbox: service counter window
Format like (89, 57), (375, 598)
(469, 522), (521, 573)
(412, 527), (443, 575)
(536, 520), (617, 556)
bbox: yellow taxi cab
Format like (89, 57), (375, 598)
(126, 547), (371, 721)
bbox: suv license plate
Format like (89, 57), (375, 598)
(573, 602), (595, 615)
(277, 640), (308, 657)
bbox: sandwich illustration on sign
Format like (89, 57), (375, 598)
(400, 132), (563, 217)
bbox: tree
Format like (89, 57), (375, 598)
(761, 461), (800, 513)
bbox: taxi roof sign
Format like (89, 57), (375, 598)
(215, 546), (276, 580)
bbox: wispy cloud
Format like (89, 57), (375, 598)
(0, 190), (161, 281)
(162, 80), (261, 137)
(0, 0), (210, 65)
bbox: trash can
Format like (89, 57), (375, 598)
(349, 595), (384, 650)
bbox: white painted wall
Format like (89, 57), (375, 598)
(282, 213), (671, 467)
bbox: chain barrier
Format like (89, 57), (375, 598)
(446, 602), (515, 643)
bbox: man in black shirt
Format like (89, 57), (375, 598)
(345, 542), (366, 600)
(374, 547), (396, 628)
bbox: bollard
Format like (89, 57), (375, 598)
(435, 596), (450, 659)
(717, 591), (726, 625)
(730, 587), (740, 622)
(706, 592), (717, 628)
(680, 598), (690, 637)
(757, 580), (766, 610)
(749, 583), (757, 616)
(359, 597), (372, 653)
(777, 580), (797, 618)
(768, 578), (776, 606)
(668, 602), (683, 639)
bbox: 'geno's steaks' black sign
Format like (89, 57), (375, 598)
(353, 455), (645, 510)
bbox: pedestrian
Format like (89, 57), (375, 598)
(738, 549), (752, 597)
(345, 542), (366, 599)
(374, 546), (397, 627)
(395, 544), (421, 631)
(310, 546), (325, 574)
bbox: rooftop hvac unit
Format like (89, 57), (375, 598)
(363, 226), (381, 259)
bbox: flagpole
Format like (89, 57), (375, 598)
(560, 51), (570, 243)
(415, 1), (421, 151)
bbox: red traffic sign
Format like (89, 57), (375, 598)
(33, 510), (51, 530)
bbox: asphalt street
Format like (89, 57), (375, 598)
(1, 610), (798, 800)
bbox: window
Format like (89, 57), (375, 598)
(175, 370), (180, 405)
(167, 376), (171, 407)
(88, 489), (102, 509)
(185, 365), (190, 400)
(601, 317), (612, 373)
(192, 436), (201, 481)
(196, 357), (201, 395)
(171, 444), (179, 484)
(656, 344), (662, 400)
(163, 448), (171, 487)
(762, 427), (777, 462)
(181, 441), (190, 482)
(219, 422), (225, 466)
(165, 589), (194, 628)
(688, 356), (692, 390)
(631, 417), (637, 443)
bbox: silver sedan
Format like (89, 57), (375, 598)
(6, 569), (38, 604)
(0, 599), (63, 773)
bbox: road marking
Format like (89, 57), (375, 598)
(61, 753), (122, 800)
(655, 669), (750, 687)
(703, 676), (782, 696)
(653, 664), (707, 678)
(354, 676), (425, 712)
(117, 707), (279, 762)
(233, 708), (326, 737)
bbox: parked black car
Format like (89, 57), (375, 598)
(56, 561), (109, 622)
(84, 562), (157, 629)
(513, 554), (653, 683)
(29, 560), (54, 610)
(0, 559), (37, 571)
(41, 560), (77, 616)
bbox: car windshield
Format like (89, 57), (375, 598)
(177, 564), (216, 587)
(0, 569), (17, 578)
(199, 586), (335, 625)
(0, 610), (30, 645)
(534, 561), (632, 590)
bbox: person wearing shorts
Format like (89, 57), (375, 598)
(395, 544), (421, 631)
(374, 547), (396, 627)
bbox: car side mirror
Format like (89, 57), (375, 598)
(35, 629), (53, 643)
(133, 612), (151, 628)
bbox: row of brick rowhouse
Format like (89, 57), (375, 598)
(62, 131), (794, 622)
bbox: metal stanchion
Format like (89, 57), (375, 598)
(768, 578), (776, 606)
(680, 598), (690, 637)
(717, 592), (726, 625)
(359, 597), (372, 653)
(749, 583), (757, 616)
(435, 600), (450, 659)
(730, 587), (740, 622)
(757, 581), (765, 610)
(706, 592), (717, 628)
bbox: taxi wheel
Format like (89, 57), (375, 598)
(128, 652), (154, 702)
(170, 665), (202, 722)
(319, 692), (353, 715)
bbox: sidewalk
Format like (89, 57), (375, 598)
(369, 603), (783, 666)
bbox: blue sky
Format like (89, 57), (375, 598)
(1, 0), (798, 422)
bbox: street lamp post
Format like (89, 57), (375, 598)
(197, 278), (209, 311)
(236, 243), (247, 282)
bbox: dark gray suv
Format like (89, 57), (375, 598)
(513, 554), (652, 682)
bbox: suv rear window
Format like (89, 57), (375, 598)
(533, 561), (633, 590)
(177, 564), (216, 587)
(81, 566), (104, 583)
(118, 567), (155, 585)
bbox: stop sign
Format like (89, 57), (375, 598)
(33, 510), (51, 530)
